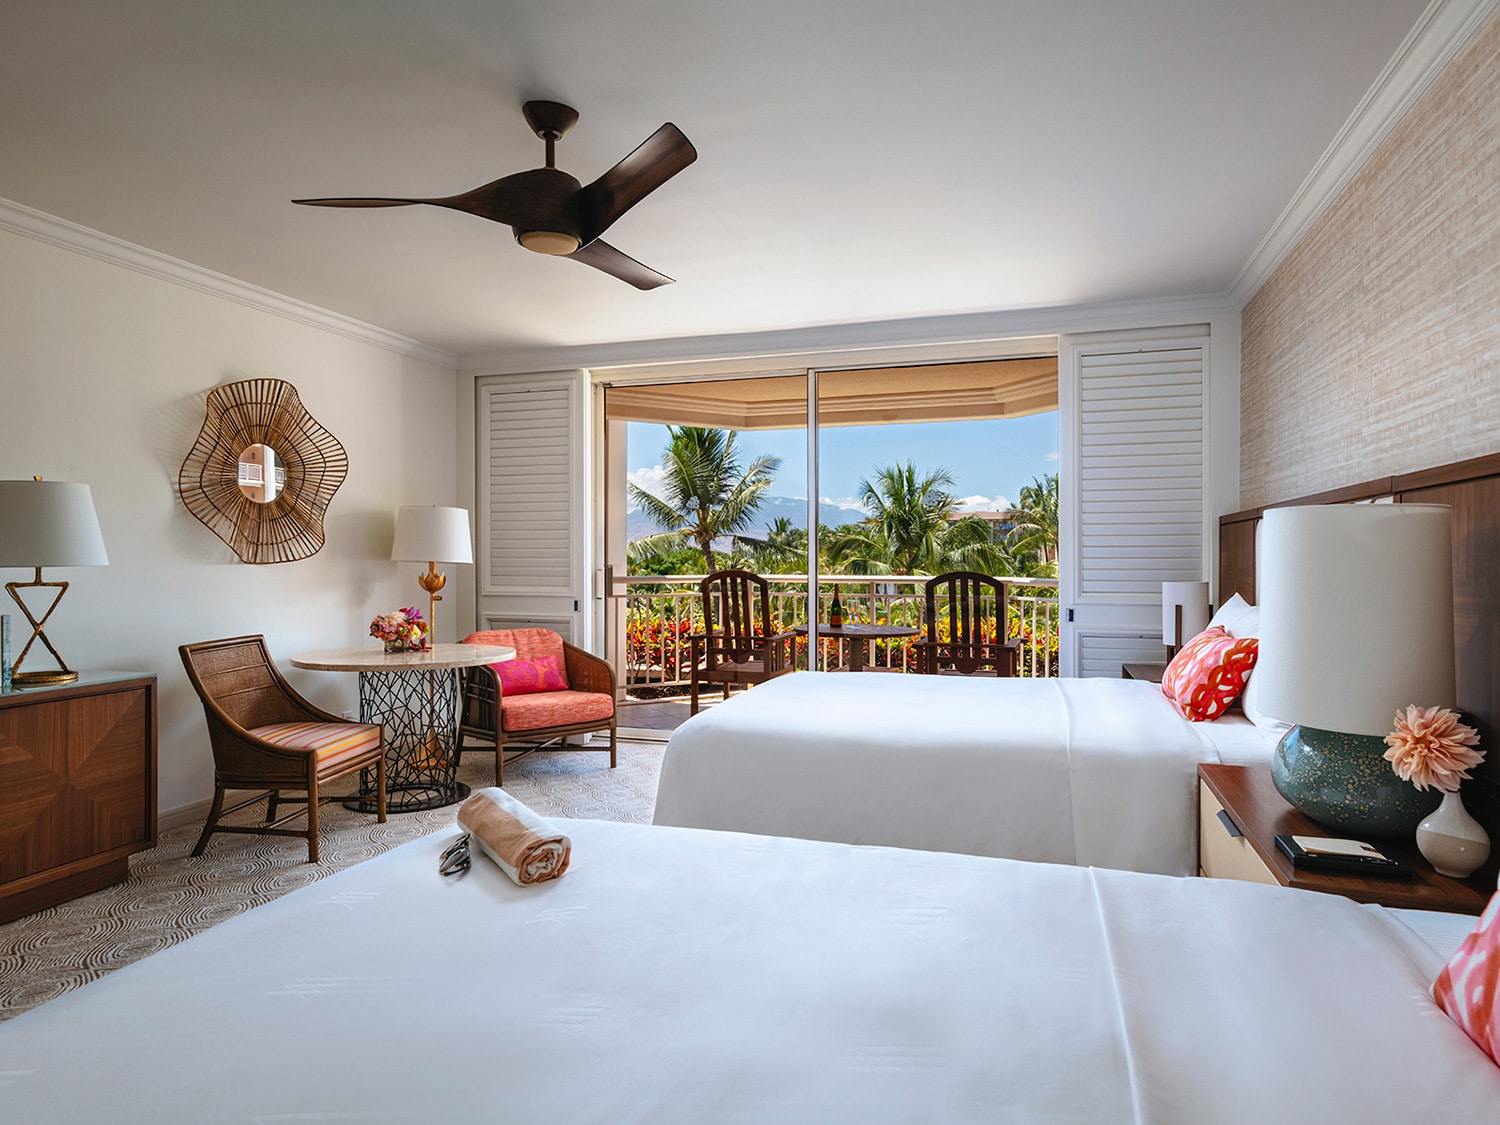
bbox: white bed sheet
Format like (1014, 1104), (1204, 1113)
(653, 671), (1276, 875)
(1, 821), (1495, 1124)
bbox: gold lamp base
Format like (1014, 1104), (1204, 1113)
(11, 668), (79, 687)
(6, 569), (80, 688)
(417, 563), (447, 640)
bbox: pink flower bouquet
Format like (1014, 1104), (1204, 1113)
(370, 607), (430, 652)
(1383, 705), (1483, 792)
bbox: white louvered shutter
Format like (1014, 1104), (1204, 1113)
(1077, 347), (1204, 597)
(477, 376), (583, 601)
(1060, 329), (1211, 676)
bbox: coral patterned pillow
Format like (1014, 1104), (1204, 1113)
(1434, 892), (1500, 1066)
(1160, 625), (1259, 721)
(496, 654), (569, 696)
(463, 628), (571, 697)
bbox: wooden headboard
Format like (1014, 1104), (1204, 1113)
(1219, 452), (1500, 787)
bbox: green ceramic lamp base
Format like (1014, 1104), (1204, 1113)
(1271, 725), (1441, 839)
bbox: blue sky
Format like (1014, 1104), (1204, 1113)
(627, 411), (1058, 515)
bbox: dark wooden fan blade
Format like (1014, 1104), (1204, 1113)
(567, 239), (674, 289)
(579, 123), (696, 242)
(295, 168), (583, 234)
(293, 197), (427, 207)
(441, 168), (582, 231)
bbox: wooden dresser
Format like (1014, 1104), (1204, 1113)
(0, 673), (158, 923)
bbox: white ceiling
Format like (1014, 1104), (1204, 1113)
(0, 1), (1438, 363)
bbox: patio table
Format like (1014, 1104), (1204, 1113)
(792, 623), (918, 673)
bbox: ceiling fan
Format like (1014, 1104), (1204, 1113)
(294, 100), (697, 290)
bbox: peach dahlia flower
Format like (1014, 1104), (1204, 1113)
(1383, 705), (1484, 792)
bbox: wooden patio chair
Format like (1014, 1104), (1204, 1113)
(180, 635), (386, 863)
(456, 629), (617, 786)
(915, 571), (1020, 677)
(690, 569), (796, 714)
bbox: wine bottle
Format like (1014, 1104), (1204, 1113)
(829, 584), (844, 629)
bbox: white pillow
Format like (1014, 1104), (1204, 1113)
(1209, 594), (1290, 737)
(1208, 592), (1258, 639)
(1241, 671), (1292, 739)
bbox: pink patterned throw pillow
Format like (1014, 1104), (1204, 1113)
(495, 654), (569, 696)
(1159, 625), (1259, 721)
(463, 628), (571, 697)
(1434, 892), (1500, 1065)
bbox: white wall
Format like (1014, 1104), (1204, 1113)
(0, 228), (461, 819)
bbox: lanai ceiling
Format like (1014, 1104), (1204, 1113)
(0, 1), (1437, 362)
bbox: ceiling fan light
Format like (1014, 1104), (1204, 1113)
(518, 230), (581, 256)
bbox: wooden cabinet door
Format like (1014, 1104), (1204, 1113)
(0, 677), (156, 917)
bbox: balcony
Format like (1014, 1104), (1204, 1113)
(615, 574), (1059, 731)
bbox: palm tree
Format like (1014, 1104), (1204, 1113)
(823, 461), (1009, 576)
(628, 426), (781, 574)
(1005, 473), (1059, 575)
(734, 516), (808, 574)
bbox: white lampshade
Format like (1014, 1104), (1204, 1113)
(1257, 504), (1454, 737)
(391, 505), (473, 565)
(1161, 581), (1211, 646)
(0, 480), (109, 567)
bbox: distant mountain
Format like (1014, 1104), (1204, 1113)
(626, 494), (866, 544)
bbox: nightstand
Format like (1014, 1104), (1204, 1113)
(1198, 763), (1495, 914)
(1121, 662), (1167, 683)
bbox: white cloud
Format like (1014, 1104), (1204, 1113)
(822, 496), (871, 513)
(953, 494), (1012, 512)
(1044, 451), (1059, 462)
(626, 465), (668, 511)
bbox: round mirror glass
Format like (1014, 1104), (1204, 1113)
(237, 443), (284, 503)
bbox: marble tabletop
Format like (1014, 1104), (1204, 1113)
(289, 643), (515, 673)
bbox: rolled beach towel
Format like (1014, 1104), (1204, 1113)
(456, 787), (571, 885)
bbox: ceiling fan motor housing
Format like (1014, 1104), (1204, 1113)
(503, 167), (585, 254)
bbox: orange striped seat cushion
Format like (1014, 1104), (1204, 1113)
(250, 721), (382, 771)
(501, 691), (613, 733)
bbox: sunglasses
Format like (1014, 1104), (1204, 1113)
(439, 832), (472, 877)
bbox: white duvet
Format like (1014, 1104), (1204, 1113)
(2, 820), (1495, 1123)
(654, 671), (1276, 875)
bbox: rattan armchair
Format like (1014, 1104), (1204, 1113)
(456, 629), (617, 786)
(180, 636), (386, 863)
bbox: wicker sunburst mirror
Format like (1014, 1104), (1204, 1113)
(179, 378), (348, 564)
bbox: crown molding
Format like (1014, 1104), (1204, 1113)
(462, 293), (1238, 379)
(0, 196), (458, 370)
(1230, 0), (1499, 307)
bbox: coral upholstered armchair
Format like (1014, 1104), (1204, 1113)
(456, 629), (617, 785)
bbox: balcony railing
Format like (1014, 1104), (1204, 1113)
(618, 574), (1059, 693)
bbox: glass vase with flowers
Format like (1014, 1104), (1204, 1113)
(370, 607), (430, 653)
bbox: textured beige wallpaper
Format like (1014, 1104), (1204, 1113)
(1241, 10), (1500, 509)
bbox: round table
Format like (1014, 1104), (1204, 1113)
(290, 644), (515, 813)
(791, 623), (920, 672)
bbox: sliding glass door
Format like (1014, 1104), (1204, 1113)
(813, 360), (1060, 677)
(604, 376), (808, 732)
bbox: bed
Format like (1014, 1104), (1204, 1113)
(653, 670), (1277, 875)
(1, 819), (1496, 1123)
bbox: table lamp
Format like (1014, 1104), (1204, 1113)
(1257, 503), (1454, 837)
(391, 505), (473, 641)
(1161, 580), (1210, 656)
(0, 478), (110, 686)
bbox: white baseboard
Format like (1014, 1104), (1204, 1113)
(158, 798), (213, 833)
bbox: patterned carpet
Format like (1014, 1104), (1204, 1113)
(0, 739), (663, 1022)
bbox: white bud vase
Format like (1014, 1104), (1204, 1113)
(1415, 790), (1490, 879)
